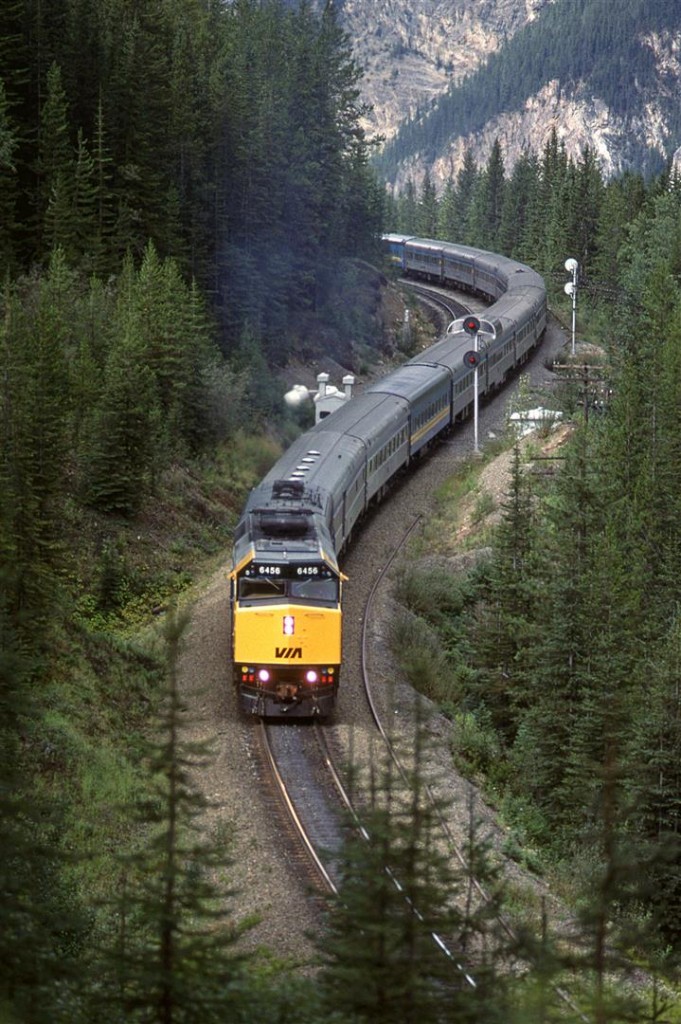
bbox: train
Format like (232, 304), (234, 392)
(229, 235), (547, 717)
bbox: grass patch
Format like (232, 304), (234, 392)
(387, 607), (459, 705)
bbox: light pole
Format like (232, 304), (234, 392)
(453, 315), (495, 455)
(464, 316), (481, 454)
(564, 257), (578, 357)
(446, 313), (493, 454)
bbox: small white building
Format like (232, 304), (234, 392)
(284, 372), (356, 423)
(314, 372), (355, 422)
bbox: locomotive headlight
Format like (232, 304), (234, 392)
(305, 670), (318, 684)
(258, 669), (270, 683)
(283, 615), (295, 636)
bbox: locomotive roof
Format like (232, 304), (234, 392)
(232, 481), (339, 575)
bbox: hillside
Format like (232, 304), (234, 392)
(330, 0), (681, 190)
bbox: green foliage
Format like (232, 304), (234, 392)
(93, 610), (251, 1023)
(319, 712), (510, 1023)
(387, 605), (460, 706)
(389, 175), (681, 973)
(82, 333), (162, 514)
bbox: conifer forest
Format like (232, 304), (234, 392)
(2, 0), (681, 1020)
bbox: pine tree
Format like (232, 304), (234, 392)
(319, 713), (507, 1024)
(96, 609), (251, 1023)
(592, 172), (645, 294)
(37, 62), (75, 258)
(499, 149), (539, 259)
(568, 146), (604, 276)
(91, 98), (115, 275)
(418, 170), (439, 237)
(0, 250), (72, 622)
(510, 429), (605, 832)
(82, 331), (161, 516)
(468, 140), (505, 251)
(0, 78), (19, 275)
(470, 442), (539, 741)
(437, 176), (458, 242)
(626, 611), (681, 945)
(524, 128), (569, 276)
(71, 128), (98, 266)
(399, 178), (419, 233)
(456, 148), (479, 246)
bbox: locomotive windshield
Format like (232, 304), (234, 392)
(238, 577), (287, 600)
(289, 577), (338, 601)
(237, 561), (339, 605)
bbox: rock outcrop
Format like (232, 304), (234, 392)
(328, 0), (681, 189)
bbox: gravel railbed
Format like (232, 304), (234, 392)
(176, 313), (568, 968)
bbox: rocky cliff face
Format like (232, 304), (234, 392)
(338, 0), (548, 144)
(331, 0), (681, 189)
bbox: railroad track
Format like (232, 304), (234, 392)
(247, 290), (586, 1015)
(253, 719), (345, 895)
(254, 459), (587, 1016)
(252, 510), (481, 986)
(402, 279), (473, 328)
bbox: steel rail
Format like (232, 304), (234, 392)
(258, 719), (338, 895)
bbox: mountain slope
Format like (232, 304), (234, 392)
(333, 0), (681, 188)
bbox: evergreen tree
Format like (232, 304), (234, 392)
(399, 178), (419, 233)
(37, 62), (76, 258)
(469, 442), (539, 741)
(499, 149), (539, 259)
(0, 78), (18, 275)
(510, 429), (604, 832)
(320, 715), (507, 1024)
(0, 249), (72, 622)
(417, 169), (439, 237)
(90, 98), (116, 275)
(71, 128), (98, 266)
(437, 176), (458, 242)
(592, 172), (645, 294)
(468, 140), (505, 251)
(96, 609), (251, 1022)
(569, 146), (604, 276)
(81, 303), (162, 515)
(524, 128), (569, 276)
(455, 148), (478, 246)
(627, 612), (681, 945)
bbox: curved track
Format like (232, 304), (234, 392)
(244, 284), (586, 1012)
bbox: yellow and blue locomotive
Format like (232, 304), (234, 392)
(230, 476), (344, 717)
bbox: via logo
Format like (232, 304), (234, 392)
(275, 646), (303, 659)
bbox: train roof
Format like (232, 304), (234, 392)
(233, 476), (340, 575)
(386, 234), (545, 293)
(407, 332), (476, 374)
(259, 429), (366, 502)
(309, 392), (409, 451)
(366, 361), (450, 402)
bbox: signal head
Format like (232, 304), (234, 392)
(463, 315), (480, 336)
